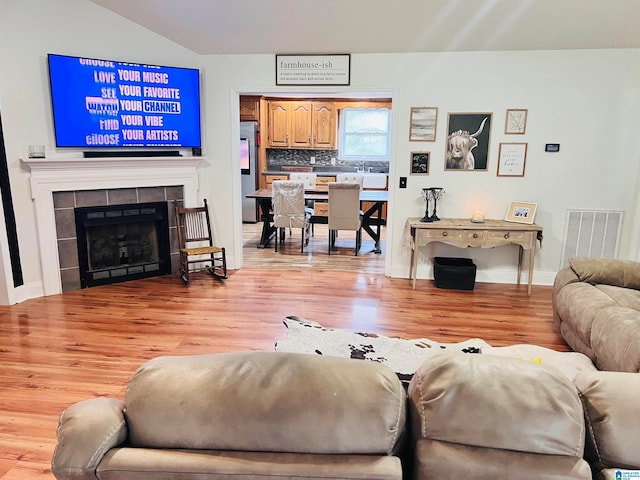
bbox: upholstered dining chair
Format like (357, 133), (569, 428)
(272, 180), (312, 253)
(289, 172), (317, 234)
(289, 172), (317, 191)
(336, 173), (364, 189)
(328, 182), (362, 256)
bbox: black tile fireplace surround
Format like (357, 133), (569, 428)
(75, 202), (171, 288)
(53, 186), (183, 292)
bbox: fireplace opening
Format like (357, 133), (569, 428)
(75, 202), (171, 288)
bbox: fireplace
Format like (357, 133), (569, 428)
(75, 202), (171, 288)
(22, 155), (202, 298)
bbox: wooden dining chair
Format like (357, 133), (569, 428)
(174, 199), (227, 284)
(272, 180), (312, 253)
(328, 182), (362, 256)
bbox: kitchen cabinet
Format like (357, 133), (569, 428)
(264, 174), (289, 188)
(267, 101), (336, 149)
(240, 96), (260, 122)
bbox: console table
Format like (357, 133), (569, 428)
(407, 218), (543, 295)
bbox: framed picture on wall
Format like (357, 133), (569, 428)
(409, 107), (438, 141)
(410, 151), (430, 175)
(505, 109), (528, 134)
(505, 201), (537, 224)
(445, 112), (492, 171)
(497, 142), (528, 177)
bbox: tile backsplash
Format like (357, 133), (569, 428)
(267, 149), (389, 173)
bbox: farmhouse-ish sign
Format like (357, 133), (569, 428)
(276, 54), (351, 86)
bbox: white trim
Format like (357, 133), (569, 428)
(22, 156), (202, 297)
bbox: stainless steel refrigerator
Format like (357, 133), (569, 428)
(240, 121), (258, 223)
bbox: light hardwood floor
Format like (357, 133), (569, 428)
(0, 228), (565, 479)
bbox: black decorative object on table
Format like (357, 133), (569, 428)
(421, 187), (445, 222)
(420, 188), (431, 222)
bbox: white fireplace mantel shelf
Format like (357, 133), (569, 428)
(23, 155), (204, 296)
(22, 156), (204, 199)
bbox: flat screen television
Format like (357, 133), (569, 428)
(47, 53), (202, 148)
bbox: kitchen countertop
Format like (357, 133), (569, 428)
(262, 170), (388, 176)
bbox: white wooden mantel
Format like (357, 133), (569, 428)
(22, 156), (203, 296)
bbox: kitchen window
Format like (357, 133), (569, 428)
(338, 107), (391, 161)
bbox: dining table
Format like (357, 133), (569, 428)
(245, 188), (388, 253)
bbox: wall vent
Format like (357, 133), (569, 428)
(560, 209), (623, 268)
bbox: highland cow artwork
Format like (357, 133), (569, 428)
(445, 113), (492, 171)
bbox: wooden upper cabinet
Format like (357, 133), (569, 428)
(289, 102), (313, 148)
(313, 102), (336, 149)
(267, 101), (290, 147)
(266, 100), (337, 149)
(239, 96), (260, 122)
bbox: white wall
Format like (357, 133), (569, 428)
(0, 0), (200, 303)
(1, 0), (639, 303)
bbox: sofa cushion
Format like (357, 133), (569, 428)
(97, 448), (402, 480)
(124, 351), (406, 455)
(574, 370), (640, 470)
(408, 353), (586, 457)
(555, 282), (620, 348)
(590, 308), (640, 372)
(569, 257), (640, 290)
(482, 344), (596, 381)
(596, 284), (640, 310)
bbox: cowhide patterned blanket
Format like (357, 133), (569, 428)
(274, 316), (491, 384)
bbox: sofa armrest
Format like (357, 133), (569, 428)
(52, 397), (127, 480)
(574, 370), (640, 470)
(569, 257), (640, 289)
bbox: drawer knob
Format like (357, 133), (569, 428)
(504, 233), (510, 239)
(473, 233), (478, 239)
(442, 231), (448, 237)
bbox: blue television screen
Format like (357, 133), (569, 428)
(47, 53), (202, 148)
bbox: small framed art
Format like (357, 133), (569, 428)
(505, 201), (537, 224)
(409, 107), (438, 141)
(497, 142), (528, 177)
(410, 152), (430, 175)
(505, 109), (527, 134)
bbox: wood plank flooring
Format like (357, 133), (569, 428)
(0, 234), (566, 479)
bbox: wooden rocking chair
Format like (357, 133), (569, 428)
(174, 199), (227, 284)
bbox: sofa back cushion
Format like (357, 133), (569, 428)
(124, 352), (406, 455)
(569, 257), (640, 290)
(408, 353), (586, 457)
(575, 370), (640, 470)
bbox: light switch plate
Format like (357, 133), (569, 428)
(331, 157), (336, 165)
(399, 177), (407, 188)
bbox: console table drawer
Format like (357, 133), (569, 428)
(486, 231), (528, 242)
(464, 230), (486, 245)
(425, 229), (464, 240)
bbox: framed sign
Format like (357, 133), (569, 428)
(410, 152), (430, 175)
(409, 107), (438, 141)
(497, 142), (528, 177)
(276, 54), (351, 86)
(505, 201), (537, 224)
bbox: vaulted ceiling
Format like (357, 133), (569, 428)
(89, 0), (640, 55)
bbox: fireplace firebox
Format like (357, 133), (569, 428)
(75, 202), (171, 288)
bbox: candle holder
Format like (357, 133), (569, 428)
(420, 187), (445, 222)
(420, 188), (432, 222)
(429, 187), (444, 221)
